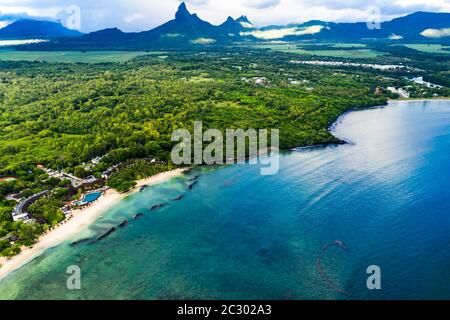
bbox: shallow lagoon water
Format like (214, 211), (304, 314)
(0, 100), (449, 299)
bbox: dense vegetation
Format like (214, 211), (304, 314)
(28, 196), (65, 226)
(0, 47), (448, 257)
(0, 50), (387, 177)
(0, 198), (44, 256)
(107, 161), (174, 192)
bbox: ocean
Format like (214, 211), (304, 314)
(1, 100), (449, 299)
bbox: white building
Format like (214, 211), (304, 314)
(410, 76), (443, 89)
(13, 212), (29, 222)
(387, 87), (410, 98)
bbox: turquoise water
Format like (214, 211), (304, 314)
(0, 100), (449, 299)
(74, 191), (102, 206)
(83, 191), (102, 203)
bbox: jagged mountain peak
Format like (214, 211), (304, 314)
(175, 2), (191, 20)
(174, 2), (207, 25)
(220, 16), (237, 27)
(225, 16), (235, 23)
(236, 15), (251, 24)
(22, 9), (450, 49)
(235, 15), (254, 29)
(218, 15), (252, 36)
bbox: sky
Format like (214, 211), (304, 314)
(0, 0), (449, 32)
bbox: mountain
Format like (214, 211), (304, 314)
(254, 12), (450, 42)
(0, 19), (83, 39)
(43, 2), (227, 49)
(55, 3), (260, 48)
(382, 11), (450, 40)
(217, 15), (256, 42)
(135, 2), (222, 46)
(19, 3), (450, 50)
(236, 16), (255, 30)
(80, 28), (130, 42)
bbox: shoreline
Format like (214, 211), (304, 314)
(293, 98), (450, 151)
(0, 168), (187, 281)
(328, 98), (450, 144)
(1, 99), (449, 282)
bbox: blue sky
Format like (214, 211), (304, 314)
(0, 0), (449, 32)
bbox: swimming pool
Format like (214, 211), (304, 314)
(74, 191), (102, 206)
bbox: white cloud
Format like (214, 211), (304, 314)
(420, 28), (450, 38)
(0, 5), (60, 19)
(240, 25), (325, 39)
(191, 37), (217, 44)
(0, 39), (48, 46)
(124, 13), (146, 23)
(388, 33), (403, 40)
(0, 0), (449, 32)
(245, 0), (281, 9)
(239, 21), (254, 28)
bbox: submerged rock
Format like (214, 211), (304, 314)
(133, 213), (144, 220)
(150, 203), (167, 211)
(70, 238), (92, 246)
(189, 174), (200, 182)
(188, 180), (198, 190)
(118, 220), (129, 228)
(97, 227), (117, 241)
(171, 194), (185, 201)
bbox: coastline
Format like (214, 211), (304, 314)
(294, 98), (450, 151)
(0, 168), (187, 281)
(1, 99), (449, 282)
(328, 98), (450, 143)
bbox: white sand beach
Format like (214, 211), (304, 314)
(0, 168), (187, 281)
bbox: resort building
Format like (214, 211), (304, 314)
(410, 76), (443, 89)
(241, 77), (268, 85)
(387, 86), (410, 98)
(36, 164), (99, 188)
(102, 164), (120, 179)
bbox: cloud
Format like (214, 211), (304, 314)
(0, 0), (449, 32)
(124, 13), (146, 23)
(420, 27), (450, 38)
(245, 0), (281, 9)
(0, 11), (57, 28)
(301, 0), (444, 14)
(388, 33), (404, 40)
(191, 37), (216, 44)
(239, 21), (254, 28)
(0, 12), (32, 20)
(184, 0), (210, 5)
(0, 11), (57, 22)
(0, 39), (48, 46)
(241, 25), (325, 39)
(0, 1), (179, 32)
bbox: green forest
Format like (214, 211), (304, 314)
(0, 47), (449, 257)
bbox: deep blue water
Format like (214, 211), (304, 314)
(0, 100), (449, 299)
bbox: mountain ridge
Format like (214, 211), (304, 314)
(0, 19), (82, 39)
(4, 2), (450, 49)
